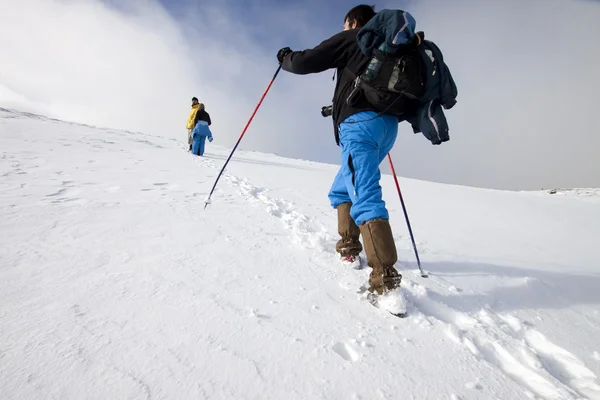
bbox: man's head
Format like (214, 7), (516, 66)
(198, 103), (205, 110)
(344, 4), (376, 31)
(192, 97), (199, 106)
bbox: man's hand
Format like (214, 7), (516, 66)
(277, 47), (292, 64)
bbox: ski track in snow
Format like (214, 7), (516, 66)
(402, 279), (600, 400)
(195, 152), (600, 400)
(197, 156), (334, 251)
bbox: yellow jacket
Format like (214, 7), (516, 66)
(186, 104), (200, 129)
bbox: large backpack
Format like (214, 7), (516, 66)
(348, 9), (458, 144)
(347, 45), (424, 116)
(346, 10), (424, 115)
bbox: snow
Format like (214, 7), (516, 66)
(1, 107), (600, 399)
(531, 188), (600, 203)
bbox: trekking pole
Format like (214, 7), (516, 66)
(387, 154), (428, 278)
(204, 65), (282, 209)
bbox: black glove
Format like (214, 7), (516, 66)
(277, 47), (292, 64)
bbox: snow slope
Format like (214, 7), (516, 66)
(533, 188), (600, 203)
(1, 107), (600, 400)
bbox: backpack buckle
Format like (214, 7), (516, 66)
(346, 77), (363, 107)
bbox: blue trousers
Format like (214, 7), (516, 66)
(328, 112), (398, 226)
(192, 135), (206, 156)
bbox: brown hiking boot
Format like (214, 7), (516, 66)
(360, 218), (402, 295)
(335, 203), (362, 259)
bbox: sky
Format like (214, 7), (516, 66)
(0, 0), (599, 191)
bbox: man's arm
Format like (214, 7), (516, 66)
(281, 31), (349, 75)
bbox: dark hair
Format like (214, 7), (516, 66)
(192, 97), (198, 102)
(344, 4), (376, 28)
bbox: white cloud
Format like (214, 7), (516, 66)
(0, 0), (338, 161)
(1, 0), (191, 132)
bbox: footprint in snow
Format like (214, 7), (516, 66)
(248, 308), (270, 320)
(46, 188), (68, 197)
(332, 342), (361, 362)
(465, 381), (483, 391)
(524, 329), (600, 399)
(402, 284), (582, 400)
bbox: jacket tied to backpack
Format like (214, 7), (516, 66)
(355, 9), (458, 145)
(192, 120), (213, 141)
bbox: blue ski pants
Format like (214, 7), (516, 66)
(328, 111), (398, 226)
(193, 135), (206, 156)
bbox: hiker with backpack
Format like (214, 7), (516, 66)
(190, 103), (213, 156)
(186, 97), (201, 151)
(277, 5), (404, 298)
(277, 5), (457, 304)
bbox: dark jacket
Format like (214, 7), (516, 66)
(193, 109), (211, 127)
(281, 29), (376, 144)
(403, 38), (458, 145)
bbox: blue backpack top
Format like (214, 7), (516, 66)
(357, 9), (417, 54)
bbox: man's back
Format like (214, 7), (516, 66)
(194, 108), (211, 126)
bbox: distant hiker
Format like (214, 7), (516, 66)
(190, 103), (213, 156)
(276, 5), (408, 298)
(186, 97), (200, 151)
(193, 102), (212, 128)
